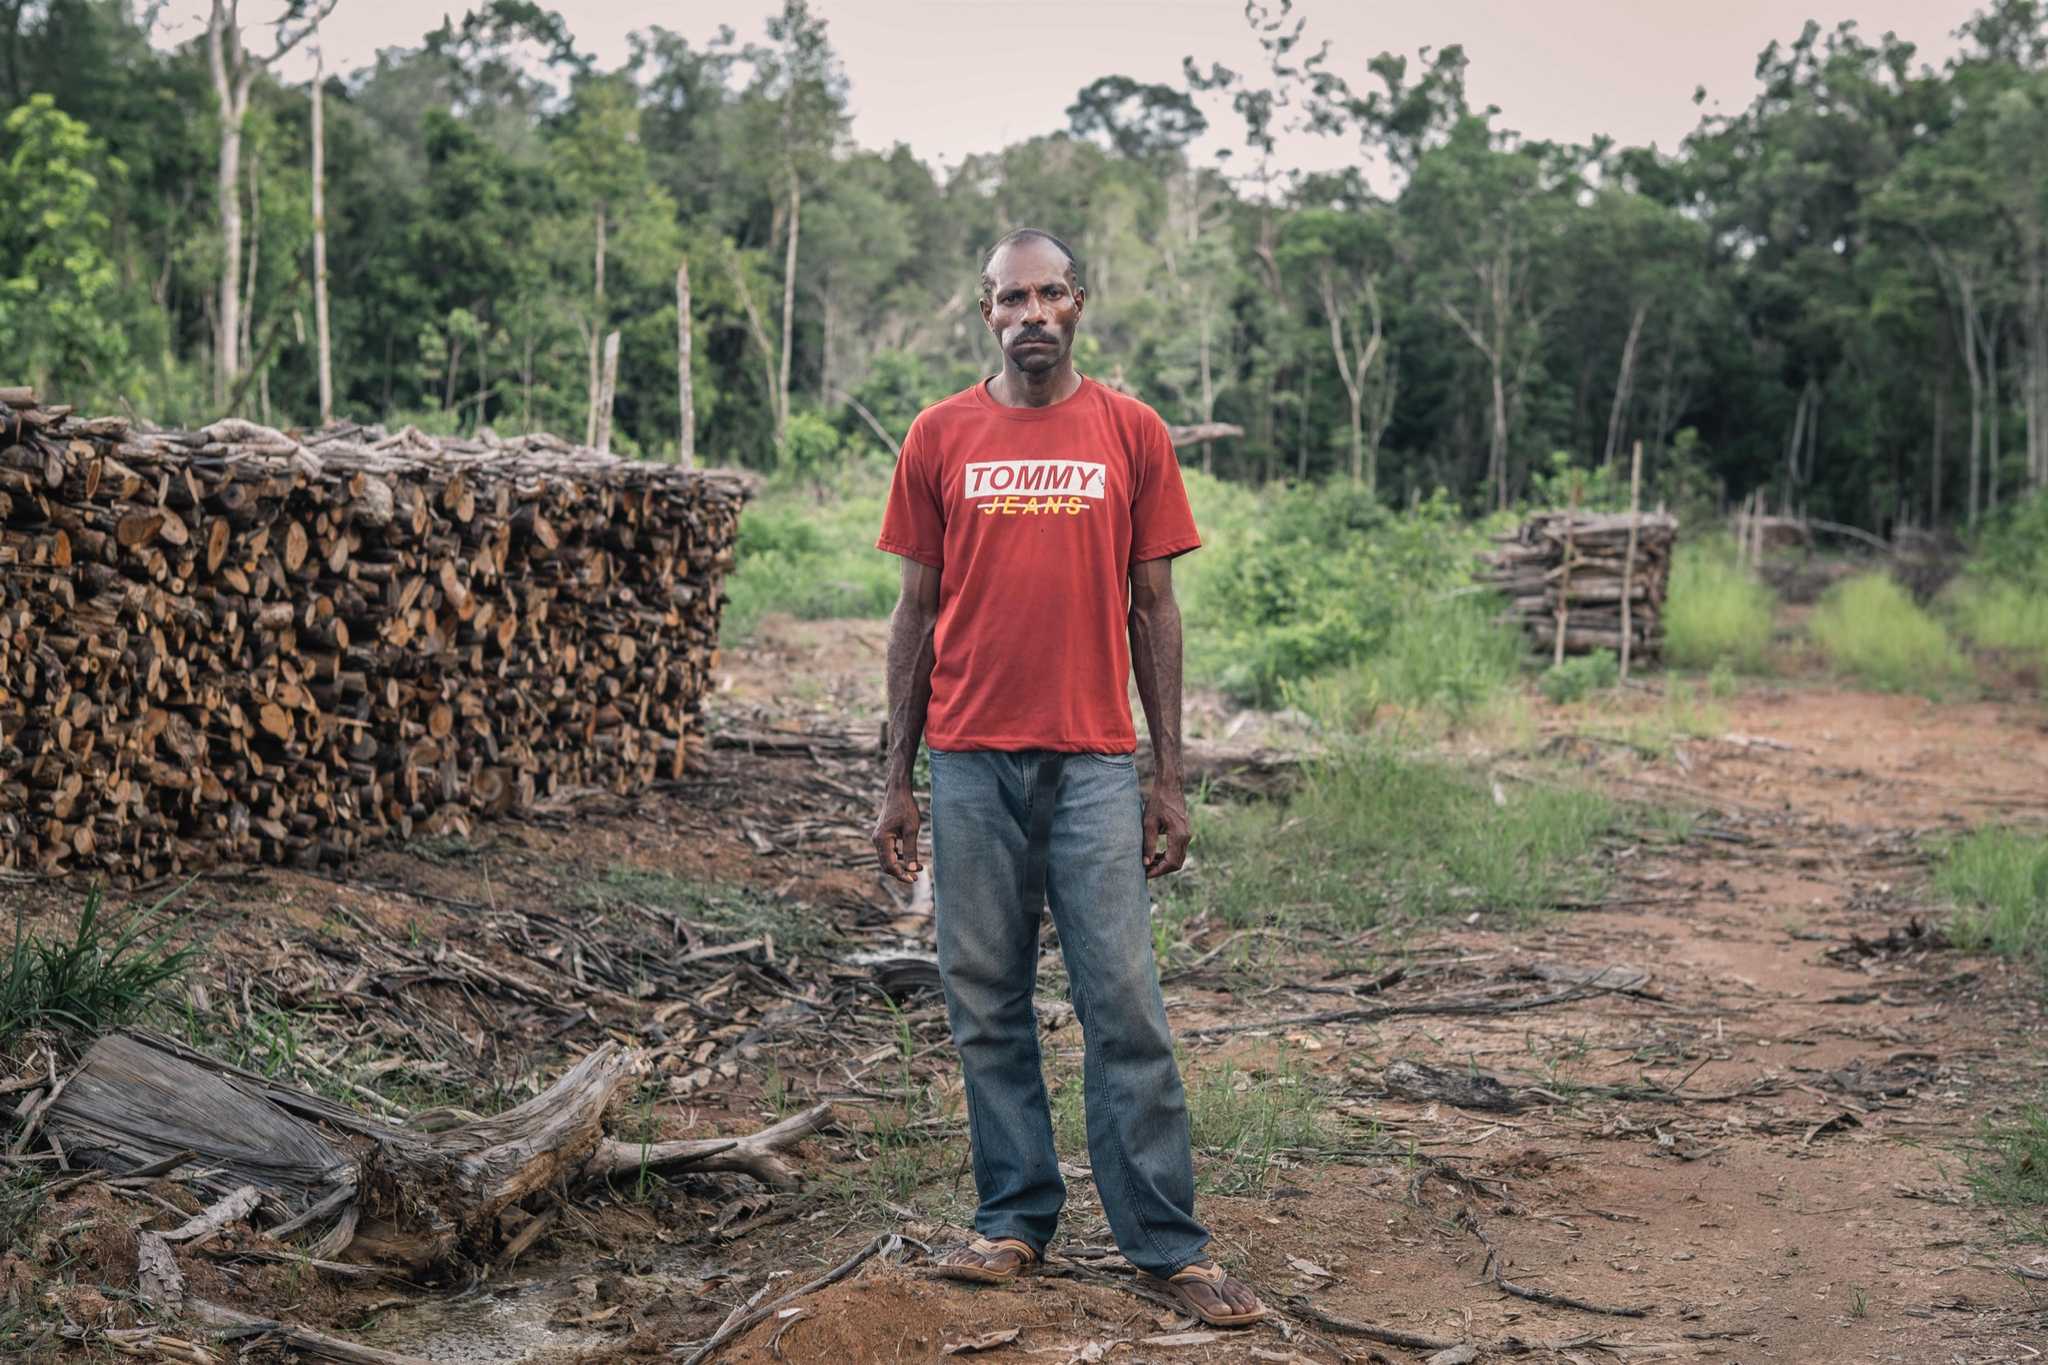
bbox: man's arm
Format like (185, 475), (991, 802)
(874, 557), (941, 883)
(1128, 555), (1190, 878)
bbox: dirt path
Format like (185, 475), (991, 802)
(10, 621), (2045, 1363)
(698, 624), (2048, 1364)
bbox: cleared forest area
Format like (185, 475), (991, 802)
(4, 1), (2048, 1361)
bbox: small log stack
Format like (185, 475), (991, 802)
(0, 387), (747, 877)
(1478, 509), (1678, 658)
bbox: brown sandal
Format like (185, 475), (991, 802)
(932, 1236), (1039, 1284)
(1140, 1260), (1270, 1327)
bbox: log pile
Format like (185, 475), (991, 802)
(1478, 509), (1678, 658)
(0, 387), (746, 877)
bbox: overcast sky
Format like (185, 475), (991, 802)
(153, 0), (1986, 173)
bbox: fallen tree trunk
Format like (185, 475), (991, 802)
(42, 1031), (825, 1277)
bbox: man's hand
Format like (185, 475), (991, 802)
(874, 784), (923, 884)
(1142, 783), (1191, 878)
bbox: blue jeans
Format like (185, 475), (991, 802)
(927, 747), (1209, 1277)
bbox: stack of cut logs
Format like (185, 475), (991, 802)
(0, 387), (746, 878)
(1478, 509), (1678, 658)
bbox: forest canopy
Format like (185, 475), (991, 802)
(5, 0), (2048, 530)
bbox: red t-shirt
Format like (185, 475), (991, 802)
(876, 377), (1202, 753)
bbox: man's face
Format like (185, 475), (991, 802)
(980, 239), (1084, 376)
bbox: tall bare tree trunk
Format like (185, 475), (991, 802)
(2026, 249), (2048, 491)
(1489, 356), (1508, 511)
(311, 28), (332, 426)
(586, 200), (607, 447)
(1603, 301), (1648, 470)
(676, 258), (694, 467)
(239, 142), (259, 388)
(1963, 291), (1985, 527)
(206, 0), (334, 413)
(777, 171), (800, 445)
(208, 6), (246, 410)
(594, 331), (620, 453)
(1986, 322), (2002, 514)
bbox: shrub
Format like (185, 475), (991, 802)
(1665, 539), (1777, 672)
(1970, 488), (2048, 589)
(1947, 578), (2048, 674)
(1808, 573), (1970, 694)
(1, 887), (194, 1036)
(1361, 594), (1522, 717)
(1185, 484), (1490, 706)
(1938, 828), (2048, 963)
(1540, 649), (1618, 704)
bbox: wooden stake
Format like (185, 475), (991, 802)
(1619, 438), (1644, 681)
(676, 259), (694, 468)
(1554, 477), (1579, 668)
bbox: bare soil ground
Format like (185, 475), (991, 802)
(7, 615), (2046, 1364)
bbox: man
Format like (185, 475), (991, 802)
(871, 228), (1265, 1327)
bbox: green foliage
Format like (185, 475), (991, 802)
(723, 460), (900, 638)
(1354, 594), (1522, 718)
(1164, 741), (1616, 932)
(1947, 580), (2048, 673)
(1949, 492), (2048, 679)
(1937, 828), (2048, 964)
(1665, 539), (1778, 672)
(5, 0), (2047, 517)
(0, 94), (135, 398)
(1188, 483), (1491, 706)
(1540, 650), (1618, 704)
(1, 887), (195, 1037)
(1970, 490), (2048, 589)
(1809, 574), (1971, 695)
(777, 410), (846, 481)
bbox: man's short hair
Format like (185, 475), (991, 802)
(980, 228), (1083, 303)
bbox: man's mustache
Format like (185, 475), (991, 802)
(1012, 329), (1056, 345)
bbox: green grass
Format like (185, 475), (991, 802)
(1578, 677), (1728, 757)
(1664, 539), (1777, 673)
(1164, 742), (1617, 932)
(1809, 573), (1971, 695)
(1540, 649), (1618, 705)
(1, 886), (195, 1037)
(1968, 1102), (2048, 1238)
(1947, 578), (2048, 673)
(1052, 1053), (1335, 1195)
(1294, 594), (1522, 728)
(1937, 828), (2048, 963)
(721, 462), (901, 641)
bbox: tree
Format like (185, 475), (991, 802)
(206, 0), (336, 410)
(1278, 207), (1394, 488)
(0, 94), (133, 394)
(728, 0), (847, 445)
(1403, 119), (1564, 509)
(310, 15), (333, 424)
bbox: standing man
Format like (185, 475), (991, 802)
(872, 228), (1265, 1327)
